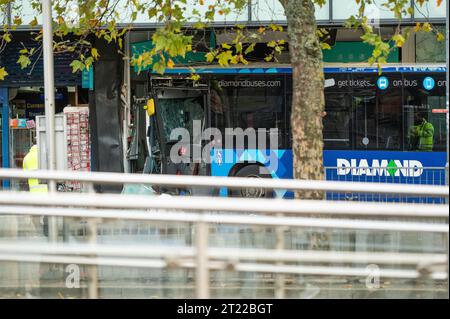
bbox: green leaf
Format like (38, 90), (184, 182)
(17, 55), (31, 69)
(152, 61), (165, 75)
(91, 48), (100, 60)
(378, 57), (387, 64)
(244, 43), (256, 55)
(70, 60), (85, 73)
(205, 51), (216, 63)
(392, 34), (405, 47)
(84, 57), (94, 70)
(0, 67), (8, 80)
(189, 74), (201, 82)
(321, 42), (331, 50)
(13, 16), (22, 26)
(422, 22), (432, 32)
(3, 33), (11, 43)
(217, 50), (233, 66)
(30, 17), (38, 27)
(235, 42), (243, 54)
(193, 21), (206, 30)
(372, 48), (381, 58)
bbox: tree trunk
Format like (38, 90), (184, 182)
(282, 0), (325, 200)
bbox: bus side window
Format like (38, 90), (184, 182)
(323, 73), (352, 150)
(376, 73), (403, 151)
(323, 92), (351, 150)
(402, 73), (446, 152)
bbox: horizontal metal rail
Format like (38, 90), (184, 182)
(0, 205), (447, 233)
(0, 168), (448, 196)
(0, 253), (446, 280)
(0, 192), (448, 218)
(6, 203), (446, 219)
(0, 242), (446, 266)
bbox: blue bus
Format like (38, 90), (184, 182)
(147, 64), (447, 200)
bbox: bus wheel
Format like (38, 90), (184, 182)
(231, 165), (274, 198)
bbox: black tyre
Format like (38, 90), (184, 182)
(230, 164), (274, 198)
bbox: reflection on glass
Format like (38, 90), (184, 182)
(403, 73), (446, 152)
(332, 0), (410, 20)
(252, 0), (329, 21)
(354, 95), (377, 149)
(416, 26), (446, 63)
(324, 93), (351, 149)
(414, 0), (447, 18)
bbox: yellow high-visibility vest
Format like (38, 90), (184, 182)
(23, 145), (48, 193)
(416, 120), (434, 151)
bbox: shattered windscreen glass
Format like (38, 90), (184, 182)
(158, 97), (204, 143)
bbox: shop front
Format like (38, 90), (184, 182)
(0, 34), (87, 189)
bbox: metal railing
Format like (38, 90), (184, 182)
(324, 166), (448, 203)
(0, 168), (448, 299)
(0, 168), (448, 196)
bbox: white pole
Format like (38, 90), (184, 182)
(195, 221), (209, 299)
(86, 183), (99, 299)
(42, 0), (58, 242)
(122, 33), (131, 173)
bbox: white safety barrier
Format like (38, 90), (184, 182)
(0, 168), (448, 299)
(0, 168), (448, 196)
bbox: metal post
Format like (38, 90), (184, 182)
(1, 2), (11, 189)
(86, 182), (99, 299)
(122, 33), (131, 174)
(42, 0), (58, 243)
(274, 213), (285, 299)
(195, 221), (209, 299)
(87, 218), (99, 299)
(1, 88), (10, 189)
(6, 1), (11, 25)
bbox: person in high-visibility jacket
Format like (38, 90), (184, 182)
(23, 144), (48, 193)
(408, 112), (434, 151)
(21, 143), (46, 296)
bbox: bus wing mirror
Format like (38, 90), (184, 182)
(144, 98), (156, 117)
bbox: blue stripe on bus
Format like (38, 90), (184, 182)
(162, 66), (446, 75)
